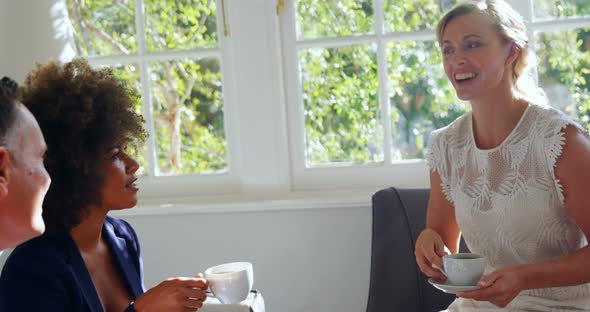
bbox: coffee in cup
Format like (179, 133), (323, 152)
(441, 253), (486, 286)
(204, 262), (253, 304)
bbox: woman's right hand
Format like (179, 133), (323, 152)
(133, 276), (208, 312)
(415, 228), (448, 280)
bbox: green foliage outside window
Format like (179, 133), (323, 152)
(67, 0), (589, 171)
(297, 0), (589, 166)
(536, 29), (590, 132)
(67, 0), (225, 176)
(534, 2), (590, 133)
(297, 0), (463, 165)
(534, 0), (590, 18)
(297, 0), (374, 39)
(300, 45), (383, 165)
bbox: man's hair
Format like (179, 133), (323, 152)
(22, 58), (147, 233)
(0, 77), (20, 145)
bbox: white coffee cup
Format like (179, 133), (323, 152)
(441, 253), (486, 286)
(204, 262), (253, 304)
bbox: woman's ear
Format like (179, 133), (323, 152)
(506, 42), (520, 65)
(0, 147), (11, 198)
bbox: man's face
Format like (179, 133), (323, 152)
(0, 104), (50, 249)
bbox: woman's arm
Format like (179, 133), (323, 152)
(522, 125), (590, 288)
(415, 170), (461, 280)
(426, 170), (461, 253)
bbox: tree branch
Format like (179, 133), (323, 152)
(179, 77), (196, 105)
(81, 20), (130, 54)
(70, 0), (92, 54)
(186, 0), (213, 44)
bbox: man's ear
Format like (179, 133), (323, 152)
(0, 147), (11, 198)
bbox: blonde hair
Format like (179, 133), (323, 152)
(436, 0), (547, 105)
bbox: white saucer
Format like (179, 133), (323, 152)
(428, 278), (479, 294)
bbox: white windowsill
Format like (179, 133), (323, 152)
(109, 188), (384, 217)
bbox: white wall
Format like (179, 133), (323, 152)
(121, 203), (372, 312)
(0, 0), (75, 82)
(0, 201), (373, 312)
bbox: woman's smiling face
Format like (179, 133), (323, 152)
(440, 13), (514, 101)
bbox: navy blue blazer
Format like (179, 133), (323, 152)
(0, 216), (145, 312)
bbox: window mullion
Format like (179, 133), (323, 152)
(532, 16), (590, 31)
(213, 0), (290, 192)
(517, 0), (538, 85)
(283, 0), (307, 174)
(216, 0), (242, 181)
(134, 0), (158, 177)
(374, 0), (392, 164)
(510, 0), (536, 73)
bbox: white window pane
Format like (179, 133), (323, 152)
(110, 64), (151, 176)
(296, 0), (374, 40)
(383, 0), (458, 32)
(149, 58), (227, 175)
(536, 28), (590, 130)
(386, 40), (466, 160)
(66, 0), (137, 56)
(534, 0), (590, 19)
(144, 0), (218, 51)
(299, 44), (383, 166)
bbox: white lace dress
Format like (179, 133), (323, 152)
(427, 104), (590, 311)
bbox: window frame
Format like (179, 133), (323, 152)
(81, 0), (244, 200)
(280, 0), (453, 191)
(280, 0), (590, 192)
(72, 0), (590, 201)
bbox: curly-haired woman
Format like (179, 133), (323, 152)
(0, 59), (208, 312)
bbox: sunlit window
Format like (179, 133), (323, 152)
(67, 0), (227, 177)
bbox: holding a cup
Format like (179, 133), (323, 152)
(441, 253), (486, 286)
(205, 262), (254, 304)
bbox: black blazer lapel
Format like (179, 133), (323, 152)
(64, 234), (104, 312)
(103, 221), (144, 300)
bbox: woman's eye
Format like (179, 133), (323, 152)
(442, 47), (453, 55)
(467, 42), (481, 49)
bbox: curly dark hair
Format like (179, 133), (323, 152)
(0, 76), (20, 145)
(21, 58), (147, 233)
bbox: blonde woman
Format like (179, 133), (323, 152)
(414, 1), (590, 311)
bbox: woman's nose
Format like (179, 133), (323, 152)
(125, 155), (140, 173)
(450, 51), (467, 67)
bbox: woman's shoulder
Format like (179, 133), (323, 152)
(430, 111), (472, 143)
(105, 216), (140, 248)
(530, 103), (588, 136)
(7, 233), (71, 262)
(0, 235), (80, 309)
(1, 232), (74, 281)
(106, 215), (133, 230)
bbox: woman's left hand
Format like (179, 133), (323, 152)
(456, 265), (529, 308)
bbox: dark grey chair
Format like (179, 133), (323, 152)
(366, 187), (465, 312)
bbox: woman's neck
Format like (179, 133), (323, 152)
(469, 87), (528, 150)
(70, 206), (108, 252)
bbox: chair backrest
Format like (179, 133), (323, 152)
(366, 187), (460, 312)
